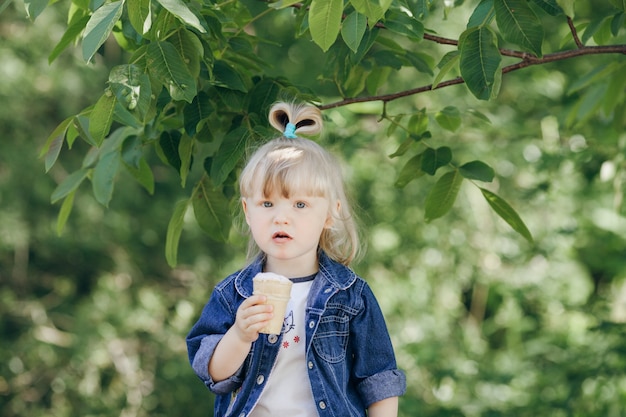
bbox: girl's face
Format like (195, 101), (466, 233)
(242, 189), (334, 277)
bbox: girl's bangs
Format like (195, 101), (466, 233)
(260, 148), (328, 198)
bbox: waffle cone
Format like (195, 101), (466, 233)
(253, 273), (293, 335)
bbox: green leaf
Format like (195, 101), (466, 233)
(73, 114), (98, 147)
(530, 0), (563, 16)
(407, 110), (429, 136)
(179, 134), (193, 187)
(555, 0), (575, 17)
(379, 0), (393, 14)
(155, 0), (206, 33)
(113, 100), (142, 128)
(192, 177), (232, 242)
(51, 169), (89, 204)
(210, 126), (248, 186)
(424, 170), (464, 222)
(468, 0), (495, 28)
(146, 41), (197, 103)
(170, 28), (203, 78)
(49, 15), (90, 63)
(459, 160), (495, 182)
(82, 0), (124, 62)
(389, 136), (412, 158)
(384, 11), (424, 41)
(435, 106), (461, 132)
(341, 11), (367, 53)
(247, 78), (283, 118)
(387, 114), (404, 137)
(467, 109), (492, 124)
(100, 125), (133, 155)
(213, 60), (248, 92)
(89, 91), (117, 147)
(109, 64), (152, 121)
(366, 66), (392, 94)
(128, 0), (152, 34)
(395, 153), (426, 188)
(309, 0), (343, 52)
(371, 50), (404, 70)
(125, 157), (155, 195)
(82, 147), (100, 169)
(159, 130), (182, 171)
(480, 188), (533, 243)
(184, 91), (214, 136)
(404, 0), (430, 20)
(342, 65), (369, 97)
(268, 0), (301, 9)
(459, 26), (502, 100)
(40, 116), (73, 172)
(92, 151), (120, 207)
(350, 0), (385, 23)
(494, 0), (544, 57)
(611, 12), (625, 36)
(56, 189), (76, 236)
(24, 0), (47, 20)
(421, 146), (452, 176)
(433, 51), (460, 88)
(351, 26), (379, 64)
(121, 135), (142, 168)
(405, 52), (434, 75)
(166, 199), (190, 267)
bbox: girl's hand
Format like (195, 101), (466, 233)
(233, 294), (273, 343)
(208, 295), (274, 382)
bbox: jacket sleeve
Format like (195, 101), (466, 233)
(186, 287), (247, 395)
(350, 281), (406, 407)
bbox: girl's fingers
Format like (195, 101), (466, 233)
(240, 296), (272, 317)
(243, 294), (265, 306)
(236, 296), (274, 334)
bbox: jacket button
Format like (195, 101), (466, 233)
(324, 288), (332, 293)
(319, 401), (326, 410)
(256, 375), (264, 385)
(268, 334), (278, 344)
(308, 320), (315, 328)
(308, 361), (314, 369)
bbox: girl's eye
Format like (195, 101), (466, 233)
(262, 201), (273, 208)
(295, 201), (306, 209)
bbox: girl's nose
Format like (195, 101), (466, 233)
(273, 207), (289, 224)
(273, 214), (288, 224)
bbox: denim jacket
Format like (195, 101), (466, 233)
(186, 251), (406, 417)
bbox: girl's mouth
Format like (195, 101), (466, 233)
(272, 231), (292, 240)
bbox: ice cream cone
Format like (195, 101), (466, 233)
(253, 272), (293, 335)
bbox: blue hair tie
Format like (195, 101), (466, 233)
(283, 122), (297, 139)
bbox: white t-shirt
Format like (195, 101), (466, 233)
(249, 275), (317, 417)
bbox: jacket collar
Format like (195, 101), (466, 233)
(233, 250), (357, 298)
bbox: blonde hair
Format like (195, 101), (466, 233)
(239, 102), (360, 265)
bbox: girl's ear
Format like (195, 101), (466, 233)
(242, 198), (251, 225)
(325, 200), (341, 228)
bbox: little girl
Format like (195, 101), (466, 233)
(186, 101), (406, 417)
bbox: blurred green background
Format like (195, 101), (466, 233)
(1, 1), (626, 416)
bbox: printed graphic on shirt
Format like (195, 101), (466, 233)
(282, 310), (295, 333)
(281, 309), (301, 349)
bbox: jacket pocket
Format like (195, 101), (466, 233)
(312, 313), (350, 363)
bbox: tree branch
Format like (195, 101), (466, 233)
(568, 16), (584, 49)
(319, 44), (626, 111)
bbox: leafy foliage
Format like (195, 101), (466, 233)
(23, 0), (624, 266)
(2, 1), (626, 415)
